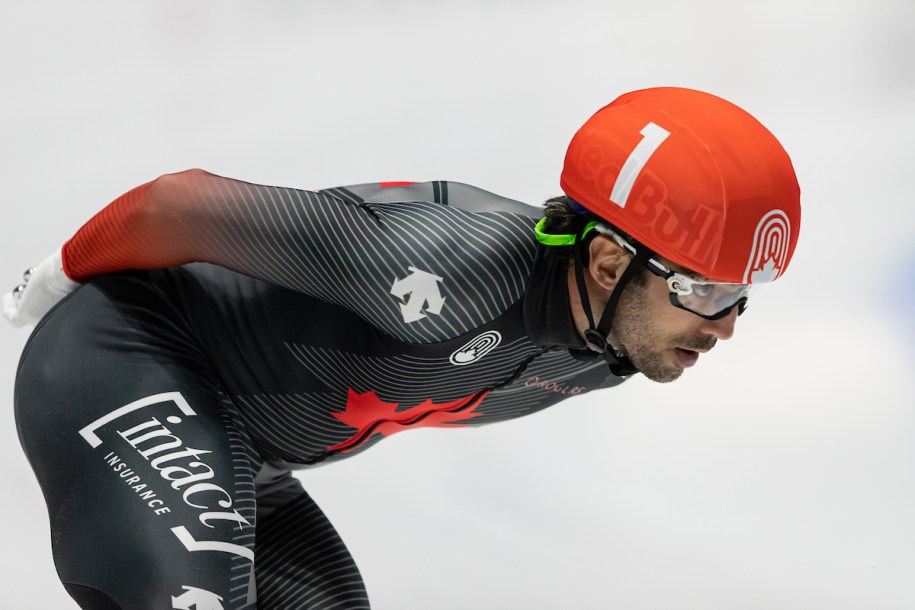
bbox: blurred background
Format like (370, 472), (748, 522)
(2, 1), (913, 608)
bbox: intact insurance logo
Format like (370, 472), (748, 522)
(78, 392), (254, 609)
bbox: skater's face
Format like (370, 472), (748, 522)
(572, 236), (738, 383)
(609, 258), (737, 382)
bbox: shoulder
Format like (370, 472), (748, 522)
(320, 180), (543, 263)
(322, 180), (543, 218)
(311, 182), (543, 343)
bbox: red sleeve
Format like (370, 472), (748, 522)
(63, 169), (287, 282)
(62, 178), (192, 282)
(60, 171), (425, 283)
(60, 169), (378, 287)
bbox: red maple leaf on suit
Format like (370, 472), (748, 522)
(326, 389), (488, 453)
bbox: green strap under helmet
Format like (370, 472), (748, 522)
(533, 218), (600, 247)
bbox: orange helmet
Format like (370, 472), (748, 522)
(560, 87), (801, 284)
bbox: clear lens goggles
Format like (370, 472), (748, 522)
(594, 225), (753, 320)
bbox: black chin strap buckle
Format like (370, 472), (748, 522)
(583, 328), (607, 353)
(569, 332), (637, 376)
(602, 350), (639, 377)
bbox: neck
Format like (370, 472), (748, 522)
(566, 255), (612, 344)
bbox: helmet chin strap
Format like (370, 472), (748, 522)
(569, 222), (652, 376)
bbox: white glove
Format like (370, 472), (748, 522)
(2, 248), (80, 328)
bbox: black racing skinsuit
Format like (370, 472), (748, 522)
(15, 179), (629, 609)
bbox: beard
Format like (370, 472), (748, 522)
(610, 280), (717, 383)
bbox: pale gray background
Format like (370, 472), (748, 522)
(2, 1), (914, 608)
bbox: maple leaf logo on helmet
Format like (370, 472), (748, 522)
(744, 209), (793, 284)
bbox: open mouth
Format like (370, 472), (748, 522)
(675, 348), (700, 368)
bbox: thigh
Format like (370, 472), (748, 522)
(15, 276), (259, 609)
(254, 467), (370, 610)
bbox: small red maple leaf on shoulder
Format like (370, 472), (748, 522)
(327, 388), (488, 453)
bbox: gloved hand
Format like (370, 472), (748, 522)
(2, 248), (80, 328)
